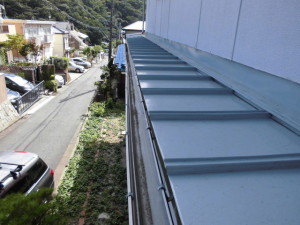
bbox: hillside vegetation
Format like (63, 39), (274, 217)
(2, 0), (143, 45)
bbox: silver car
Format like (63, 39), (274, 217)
(68, 61), (85, 73)
(0, 151), (54, 198)
(55, 75), (64, 87)
(71, 58), (91, 69)
(6, 88), (21, 109)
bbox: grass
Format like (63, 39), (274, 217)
(55, 100), (127, 225)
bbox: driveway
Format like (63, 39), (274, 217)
(0, 60), (107, 172)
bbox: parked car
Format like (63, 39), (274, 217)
(55, 75), (64, 88)
(5, 73), (35, 95)
(68, 61), (85, 73)
(6, 88), (21, 109)
(71, 58), (91, 69)
(0, 151), (54, 198)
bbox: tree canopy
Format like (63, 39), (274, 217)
(2, 0), (144, 45)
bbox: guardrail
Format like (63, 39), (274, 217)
(15, 81), (45, 114)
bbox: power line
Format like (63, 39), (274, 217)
(41, 0), (109, 40)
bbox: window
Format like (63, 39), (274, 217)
(27, 159), (47, 184)
(0, 25), (9, 33)
(6, 176), (31, 195)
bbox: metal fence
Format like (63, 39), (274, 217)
(15, 81), (45, 114)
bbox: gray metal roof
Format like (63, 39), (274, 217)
(127, 35), (300, 225)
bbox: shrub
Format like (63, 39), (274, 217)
(41, 65), (55, 81)
(89, 102), (106, 117)
(45, 80), (58, 92)
(49, 74), (55, 80)
(12, 62), (35, 66)
(50, 57), (69, 70)
(0, 188), (66, 225)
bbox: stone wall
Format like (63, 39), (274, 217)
(0, 100), (19, 132)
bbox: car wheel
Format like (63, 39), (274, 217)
(75, 68), (80, 73)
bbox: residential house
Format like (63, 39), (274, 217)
(54, 21), (88, 56)
(69, 30), (88, 52)
(3, 19), (27, 62)
(3, 19), (25, 35)
(122, 21), (145, 35)
(3, 19), (55, 62)
(23, 20), (55, 62)
(52, 25), (70, 57)
(0, 22), (15, 64)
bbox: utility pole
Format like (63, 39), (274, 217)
(142, 0), (145, 33)
(108, 0), (114, 60)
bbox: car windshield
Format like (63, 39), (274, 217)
(6, 75), (29, 86)
(74, 58), (84, 62)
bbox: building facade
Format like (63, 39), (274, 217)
(24, 20), (55, 62)
(146, 0), (300, 84)
(53, 26), (70, 57)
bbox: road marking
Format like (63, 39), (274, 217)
(26, 96), (55, 115)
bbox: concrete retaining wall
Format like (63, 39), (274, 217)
(0, 100), (19, 132)
(0, 74), (6, 103)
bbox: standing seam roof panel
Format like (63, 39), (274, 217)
(127, 35), (300, 225)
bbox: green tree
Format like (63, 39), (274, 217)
(1, 34), (26, 58)
(2, 0), (143, 45)
(0, 188), (66, 225)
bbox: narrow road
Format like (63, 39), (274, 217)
(0, 61), (106, 170)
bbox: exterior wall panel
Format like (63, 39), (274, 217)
(197, 0), (240, 59)
(168, 0), (201, 47)
(145, 0), (300, 83)
(155, 0), (163, 36)
(146, 0), (157, 34)
(160, 0), (171, 39)
(233, 0), (300, 83)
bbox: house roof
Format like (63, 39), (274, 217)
(114, 44), (126, 71)
(127, 35), (300, 225)
(69, 30), (88, 49)
(53, 26), (68, 34)
(122, 21), (145, 31)
(25, 20), (56, 25)
(54, 22), (73, 31)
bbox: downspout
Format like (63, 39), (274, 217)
(142, 0), (146, 33)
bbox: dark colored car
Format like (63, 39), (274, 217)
(5, 73), (35, 95)
(0, 151), (54, 198)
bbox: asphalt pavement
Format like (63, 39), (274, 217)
(0, 59), (107, 178)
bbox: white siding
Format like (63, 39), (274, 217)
(167, 0), (201, 47)
(145, 0), (300, 83)
(197, 0), (240, 59)
(160, 0), (171, 39)
(233, 0), (300, 83)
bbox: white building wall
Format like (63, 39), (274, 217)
(168, 0), (201, 47)
(155, 0), (163, 37)
(160, 0), (171, 39)
(197, 0), (240, 59)
(146, 0), (300, 83)
(146, 0), (157, 34)
(233, 0), (300, 83)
